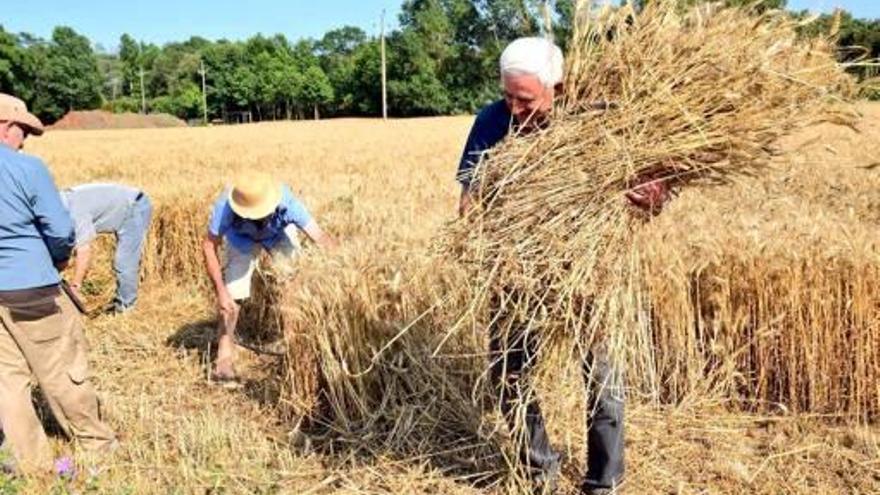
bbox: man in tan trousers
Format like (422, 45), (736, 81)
(0, 93), (116, 474)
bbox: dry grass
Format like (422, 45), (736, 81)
(6, 67), (879, 495)
(635, 104), (880, 419)
(446, 1), (875, 431)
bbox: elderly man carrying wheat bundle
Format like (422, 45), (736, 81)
(202, 172), (336, 386)
(456, 38), (669, 494)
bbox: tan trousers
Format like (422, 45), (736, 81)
(0, 285), (116, 473)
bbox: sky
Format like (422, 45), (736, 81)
(4, 1), (403, 52)
(787, 0), (880, 18)
(4, 0), (878, 53)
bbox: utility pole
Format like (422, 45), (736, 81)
(541, 0), (553, 39)
(199, 60), (208, 124)
(380, 9), (388, 120)
(139, 67), (146, 114)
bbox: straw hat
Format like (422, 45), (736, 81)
(228, 172), (283, 220)
(0, 93), (44, 136)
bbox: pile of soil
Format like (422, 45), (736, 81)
(50, 110), (186, 130)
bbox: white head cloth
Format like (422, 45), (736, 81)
(499, 37), (564, 88)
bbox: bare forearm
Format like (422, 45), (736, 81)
(314, 231), (338, 249)
(303, 221), (338, 249)
(72, 244), (92, 286)
(202, 237), (226, 294)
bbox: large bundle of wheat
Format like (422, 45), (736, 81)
(141, 192), (213, 286)
(446, 1), (860, 414)
(245, 240), (502, 473)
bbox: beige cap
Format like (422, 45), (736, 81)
(228, 172), (283, 220)
(0, 93), (44, 136)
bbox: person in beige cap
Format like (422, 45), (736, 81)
(0, 93), (117, 473)
(202, 172), (336, 384)
(0, 93), (44, 146)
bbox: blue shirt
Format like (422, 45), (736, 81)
(456, 99), (514, 188)
(0, 146), (75, 290)
(208, 184), (313, 253)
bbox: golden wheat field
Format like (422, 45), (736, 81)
(8, 103), (880, 494)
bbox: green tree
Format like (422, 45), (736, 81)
(118, 33), (140, 96)
(0, 26), (36, 103)
(475, 0), (541, 42)
(387, 0), (549, 115)
(724, 0), (786, 11)
(117, 34), (163, 109)
(318, 26), (367, 115)
(228, 65), (258, 109)
(277, 62), (303, 119)
(390, 0), (455, 115)
(635, 0), (787, 11)
(251, 51), (281, 119)
(7, 0), (874, 123)
(150, 82), (202, 119)
(172, 82), (203, 119)
(553, 0), (576, 50)
(797, 10), (880, 99)
(348, 40), (383, 115)
(318, 26), (367, 54)
(299, 65), (334, 119)
(201, 41), (236, 119)
(96, 46), (123, 102)
(31, 26), (102, 122)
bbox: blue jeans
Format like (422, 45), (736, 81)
(113, 194), (152, 311)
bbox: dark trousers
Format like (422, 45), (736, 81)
(489, 324), (625, 489)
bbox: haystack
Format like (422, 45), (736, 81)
(141, 192), (213, 286)
(246, 241), (502, 470)
(446, 0), (862, 416)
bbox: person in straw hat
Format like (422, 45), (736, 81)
(456, 38), (670, 494)
(0, 93), (117, 474)
(202, 172), (336, 385)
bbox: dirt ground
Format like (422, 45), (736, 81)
(50, 110), (186, 131)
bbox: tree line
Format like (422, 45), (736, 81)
(0, 0), (877, 125)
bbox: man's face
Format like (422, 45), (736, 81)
(0, 121), (27, 150)
(502, 73), (556, 130)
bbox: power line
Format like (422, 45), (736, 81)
(542, 0), (553, 39)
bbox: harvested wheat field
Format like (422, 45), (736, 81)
(3, 100), (875, 494)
